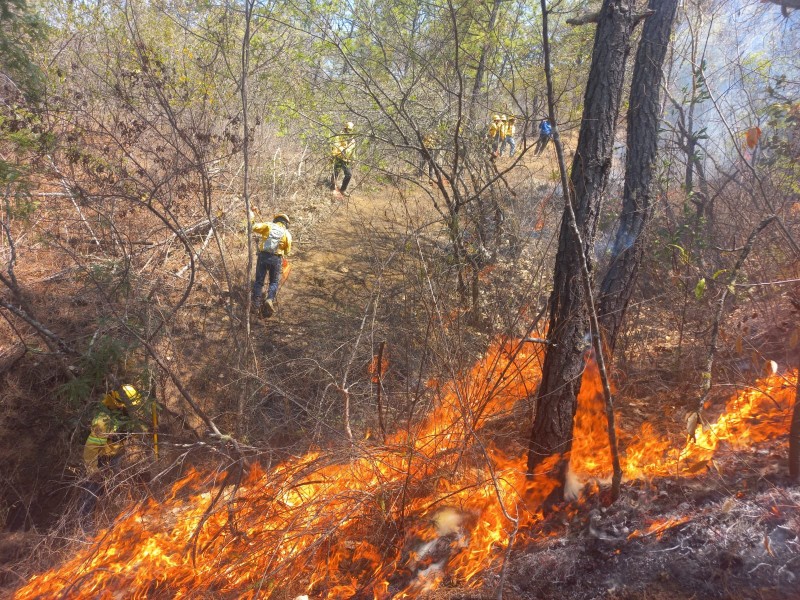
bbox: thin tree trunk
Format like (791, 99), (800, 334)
(237, 0), (255, 436)
(598, 0), (679, 353)
(527, 0), (635, 495)
(469, 0), (502, 121)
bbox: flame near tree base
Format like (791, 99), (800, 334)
(13, 339), (797, 599)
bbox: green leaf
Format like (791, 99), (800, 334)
(668, 243), (689, 264)
(694, 277), (706, 300)
(711, 269), (727, 280)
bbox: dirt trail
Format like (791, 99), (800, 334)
(273, 141), (564, 324)
(280, 189), (396, 311)
(260, 187), (395, 345)
(263, 142), (564, 334)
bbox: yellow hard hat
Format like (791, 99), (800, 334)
(102, 385), (141, 410)
(273, 213), (290, 226)
(344, 122), (354, 131)
(500, 114), (507, 121)
(492, 114), (500, 121)
(508, 115), (516, 122)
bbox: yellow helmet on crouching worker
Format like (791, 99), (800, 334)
(273, 213), (290, 226)
(102, 385), (141, 410)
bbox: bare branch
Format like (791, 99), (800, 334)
(688, 215), (778, 440)
(566, 11), (600, 25)
(567, 9), (652, 25)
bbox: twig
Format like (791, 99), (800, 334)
(375, 340), (387, 442)
(689, 215), (777, 438)
(566, 11), (600, 25)
(734, 278), (800, 288)
(567, 9), (652, 25)
(47, 156), (101, 248)
(175, 225), (215, 278)
(522, 337), (551, 345)
(0, 298), (78, 357)
(340, 299), (373, 443)
(495, 506), (519, 600)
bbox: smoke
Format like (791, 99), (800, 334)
(393, 507), (470, 595)
(564, 466), (582, 501)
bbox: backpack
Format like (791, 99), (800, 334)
(262, 223), (286, 253)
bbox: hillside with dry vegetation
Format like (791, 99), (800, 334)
(1, 0), (799, 598)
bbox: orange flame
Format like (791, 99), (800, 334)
(627, 516), (691, 540)
(570, 361), (796, 482)
(367, 352), (389, 383)
(12, 339), (797, 599)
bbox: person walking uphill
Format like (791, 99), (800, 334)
(534, 118), (552, 155)
(500, 115), (517, 157)
(251, 212), (292, 318)
(331, 121), (356, 196)
(488, 114), (502, 158)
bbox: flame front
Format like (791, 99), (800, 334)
(14, 340), (797, 599)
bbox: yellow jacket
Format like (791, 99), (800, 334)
(504, 122), (516, 137)
(332, 133), (356, 161)
(488, 121), (501, 138)
(252, 221), (292, 256)
(83, 412), (124, 477)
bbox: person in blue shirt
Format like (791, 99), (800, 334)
(534, 119), (552, 155)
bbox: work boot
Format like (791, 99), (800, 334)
(261, 298), (275, 318)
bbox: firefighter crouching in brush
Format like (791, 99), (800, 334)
(81, 385), (149, 516)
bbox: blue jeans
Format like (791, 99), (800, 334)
(500, 136), (516, 156)
(419, 149), (439, 178)
(253, 252), (283, 303)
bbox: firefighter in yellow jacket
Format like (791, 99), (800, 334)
(420, 131), (440, 180)
(250, 212), (292, 318)
(331, 122), (356, 195)
(81, 385), (143, 515)
(500, 115), (516, 157)
(488, 114), (502, 157)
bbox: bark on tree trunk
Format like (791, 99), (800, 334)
(469, 0), (503, 122)
(598, 0), (679, 354)
(789, 369), (800, 482)
(527, 0), (635, 490)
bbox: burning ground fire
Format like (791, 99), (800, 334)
(13, 340), (798, 599)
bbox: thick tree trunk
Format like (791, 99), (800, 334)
(527, 0), (635, 487)
(598, 0), (679, 353)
